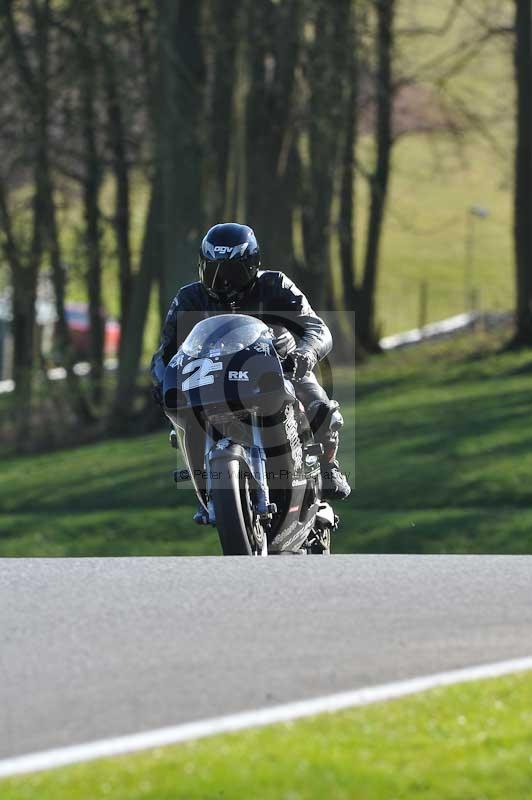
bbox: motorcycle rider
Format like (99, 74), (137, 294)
(151, 222), (351, 501)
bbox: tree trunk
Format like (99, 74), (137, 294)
(157, 0), (205, 316)
(80, 36), (105, 405)
(11, 173), (44, 449)
(335, 2), (362, 361)
(109, 179), (162, 430)
(245, 0), (303, 270)
(512, 0), (532, 345)
(357, 0), (395, 353)
(203, 0), (240, 221)
(44, 170), (94, 422)
(339, 4), (359, 315)
(102, 42), (132, 353)
(35, 1), (93, 422)
(301, 0), (351, 305)
(110, 0), (205, 428)
(11, 275), (38, 448)
(0, 182), (37, 448)
(1, 0), (46, 446)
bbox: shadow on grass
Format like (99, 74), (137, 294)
(353, 383), (532, 512)
(0, 433), (183, 514)
(0, 508), (222, 557)
(336, 507), (532, 555)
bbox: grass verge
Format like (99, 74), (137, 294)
(2, 328), (532, 556)
(2, 670), (532, 799)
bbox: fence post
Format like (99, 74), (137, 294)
(418, 280), (428, 330)
(470, 287), (480, 330)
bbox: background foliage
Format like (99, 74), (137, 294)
(0, 0), (524, 450)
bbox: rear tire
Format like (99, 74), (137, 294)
(211, 459), (266, 556)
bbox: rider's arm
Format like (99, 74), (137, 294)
(273, 273), (333, 363)
(150, 288), (201, 384)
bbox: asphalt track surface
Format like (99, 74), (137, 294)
(1, 555), (532, 761)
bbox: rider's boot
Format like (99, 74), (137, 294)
(193, 503), (209, 524)
(308, 401), (351, 501)
(320, 452), (351, 500)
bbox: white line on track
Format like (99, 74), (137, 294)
(1, 655), (531, 779)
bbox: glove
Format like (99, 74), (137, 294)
(284, 349), (316, 380)
(152, 383), (163, 406)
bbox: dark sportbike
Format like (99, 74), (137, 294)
(163, 314), (338, 556)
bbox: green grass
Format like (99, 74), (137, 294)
(3, 670), (532, 799)
(352, 1), (516, 334)
(0, 433), (221, 556)
(339, 327), (532, 555)
(372, 133), (514, 334)
(2, 327), (532, 556)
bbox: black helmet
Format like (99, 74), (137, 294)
(199, 222), (260, 301)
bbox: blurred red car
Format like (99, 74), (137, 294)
(63, 303), (120, 359)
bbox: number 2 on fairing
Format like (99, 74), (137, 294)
(181, 358), (223, 391)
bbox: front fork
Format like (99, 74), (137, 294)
(204, 412), (274, 525)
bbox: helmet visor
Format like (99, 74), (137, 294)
(201, 259), (255, 299)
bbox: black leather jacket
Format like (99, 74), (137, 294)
(150, 270), (332, 384)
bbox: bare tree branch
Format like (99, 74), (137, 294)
(397, 0), (465, 37)
(1, 0), (36, 94)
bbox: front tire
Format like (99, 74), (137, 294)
(211, 459), (266, 556)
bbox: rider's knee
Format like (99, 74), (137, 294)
(306, 399), (343, 439)
(330, 408), (344, 432)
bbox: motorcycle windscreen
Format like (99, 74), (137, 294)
(182, 314), (271, 358)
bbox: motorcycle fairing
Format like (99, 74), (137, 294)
(163, 313), (327, 553)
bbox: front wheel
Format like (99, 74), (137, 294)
(210, 459), (267, 556)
